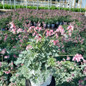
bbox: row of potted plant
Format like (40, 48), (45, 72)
(0, 9), (83, 29)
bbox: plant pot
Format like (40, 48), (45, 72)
(55, 21), (60, 28)
(30, 22), (33, 26)
(33, 22), (37, 27)
(59, 21), (63, 25)
(1, 28), (6, 31)
(26, 79), (31, 86)
(64, 22), (67, 25)
(43, 23), (47, 28)
(27, 75), (55, 86)
(47, 24), (51, 28)
(51, 24), (55, 29)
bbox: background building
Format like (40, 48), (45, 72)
(0, 0), (86, 8)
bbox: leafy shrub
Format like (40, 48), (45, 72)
(54, 61), (86, 86)
(0, 16), (11, 29)
(0, 4), (85, 12)
(0, 4), (3, 9)
(10, 37), (58, 85)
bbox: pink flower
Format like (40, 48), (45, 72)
(11, 67), (13, 70)
(0, 62), (2, 67)
(35, 27), (42, 32)
(72, 54), (84, 62)
(67, 25), (74, 31)
(13, 46), (16, 48)
(11, 29), (16, 34)
(11, 62), (13, 65)
(26, 45), (32, 50)
(68, 32), (72, 37)
(10, 22), (16, 29)
(35, 34), (42, 42)
(72, 74), (74, 77)
(0, 49), (6, 54)
(4, 55), (9, 59)
(13, 55), (17, 58)
(28, 26), (35, 32)
(17, 28), (23, 33)
(84, 77), (86, 80)
(32, 31), (37, 36)
(20, 39), (23, 43)
(46, 30), (53, 37)
(4, 35), (8, 41)
(21, 64), (24, 66)
(67, 78), (72, 82)
(83, 60), (86, 63)
(4, 70), (11, 74)
(78, 80), (83, 84)
(18, 34), (22, 39)
(67, 25), (74, 36)
(55, 33), (59, 38)
(66, 56), (70, 60)
(56, 25), (65, 35)
(16, 74), (19, 77)
(53, 40), (59, 45)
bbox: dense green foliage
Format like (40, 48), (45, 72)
(0, 3), (86, 12)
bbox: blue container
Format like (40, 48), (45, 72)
(1, 28), (6, 31)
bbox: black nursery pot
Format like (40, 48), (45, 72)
(51, 24), (55, 29)
(67, 22), (70, 25)
(59, 21), (64, 25)
(55, 21), (60, 28)
(33, 22), (37, 27)
(47, 23), (51, 28)
(30, 21), (33, 26)
(43, 23), (47, 28)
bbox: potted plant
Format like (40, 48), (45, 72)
(42, 21), (47, 29)
(55, 18), (60, 28)
(47, 19), (51, 28)
(51, 18), (55, 29)
(10, 37), (58, 86)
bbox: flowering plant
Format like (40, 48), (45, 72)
(10, 36), (58, 86)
